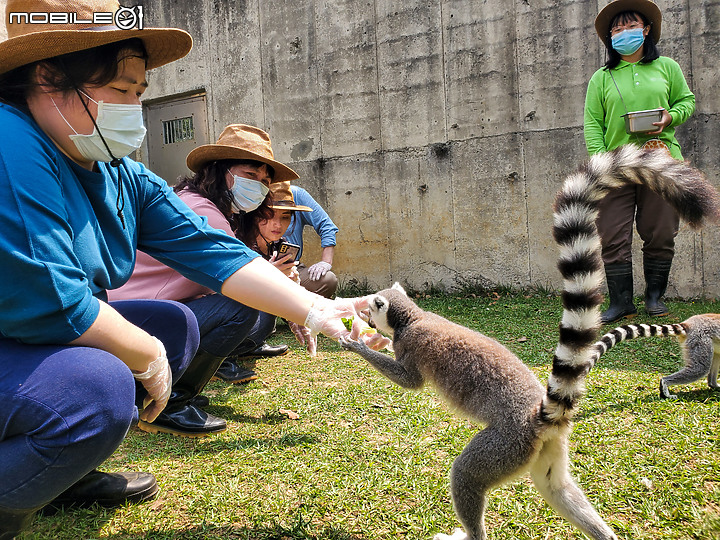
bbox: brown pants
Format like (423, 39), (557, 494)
(297, 263), (338, 298)
(596, 184), (680, 265)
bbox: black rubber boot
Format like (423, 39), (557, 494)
(644, 257), (672, 316)
(42, 470), (158, 513)
(601, 263), (637, 324)
(0, 506), (40, 539)
(235, 342), (289, 359)
(138, 349), (227, 437)
(211, 359), (258, 384)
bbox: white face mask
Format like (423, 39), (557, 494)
(229, 171), (269, 213)
(52, 91), (147, 164)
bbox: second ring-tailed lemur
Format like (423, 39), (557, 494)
(590, 315), (720, 399)
(341, 145), (720, 540)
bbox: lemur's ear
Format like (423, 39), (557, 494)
(391, 282), (407, 296)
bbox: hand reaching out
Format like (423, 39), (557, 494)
(288, 320), (317, 356)
(304, 296), (392, 351)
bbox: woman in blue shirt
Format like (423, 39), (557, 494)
(0, 0), (388, 536)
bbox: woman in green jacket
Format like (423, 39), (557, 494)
(584, 0), (695, 323)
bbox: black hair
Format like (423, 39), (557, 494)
(174, 158), (275, 236)
(0, 38), (148, 108)
(603, 11), (660, 70)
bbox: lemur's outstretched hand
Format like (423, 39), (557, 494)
(339, 335), (372, 355)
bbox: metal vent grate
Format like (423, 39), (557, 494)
(162, 116), (195, 144)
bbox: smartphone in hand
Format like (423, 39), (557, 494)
(270, 240), (300, 261)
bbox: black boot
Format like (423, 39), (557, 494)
(601, 263), (637, 324)
(644, 257), (672, 316)
(212, 359), (258, 384)
(138, 349), (227, 437)
(41, 470), (158, 513)
(235, 342), (289, 359)
(0, 506), (40, 539)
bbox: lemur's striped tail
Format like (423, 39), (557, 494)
(542, 145), (719, 426)
(589, 323), (687, 365)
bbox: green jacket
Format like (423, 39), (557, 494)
(584, 56), (695, 160)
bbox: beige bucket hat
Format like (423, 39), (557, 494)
(595, 0), (662, 47)
(0, 0), (192, 76)
(186, 124), (299, 183)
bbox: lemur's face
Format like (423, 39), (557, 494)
(366, 294), (393, 336)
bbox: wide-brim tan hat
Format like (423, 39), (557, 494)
(595, 0), (662, 47)
(186, 124), (299, 183)
(268, 181), (312, 212)
(0, 0), (192, 76)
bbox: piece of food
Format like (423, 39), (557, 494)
(341, 316), (377, 335)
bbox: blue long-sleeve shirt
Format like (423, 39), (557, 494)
(0, 102), (258, 344)
(284, 185), (338, 260)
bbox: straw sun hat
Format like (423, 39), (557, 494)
(595, 0), (662, 47)
(0, 0), (192, 76)
(186, 124), (299, 183)
(268, 181), (312, 212)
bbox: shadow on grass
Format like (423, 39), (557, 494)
(576, 386), (720, 418)
(30, 509), (366, 540)
(129, 430), (321, 455)
(206, 407), (292, 425)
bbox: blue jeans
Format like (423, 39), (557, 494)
(0, 300), (198, 511)
(183, 294), (275, 357)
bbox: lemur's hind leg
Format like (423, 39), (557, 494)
(708, 350), (720, 390)
(441, 424), (538, 540)
(661, 336), (714, 399)
(529, 433), (617, 540)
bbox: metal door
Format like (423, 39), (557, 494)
(145, 93), (210, 185)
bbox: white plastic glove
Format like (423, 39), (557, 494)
(133, 337), (172, 422)
(304, 297), (392, 351)
(288, 265), (301, 284)
(307, 261), (332, 281)
(288, 321), (318, 356)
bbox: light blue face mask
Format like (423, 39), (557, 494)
(228, 172), (269, 213)
(611, 28), (646, 56)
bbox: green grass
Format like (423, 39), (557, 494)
(24, 292), (720, 539)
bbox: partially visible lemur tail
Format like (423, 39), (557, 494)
(545, 145), (719, 426)
(589, 323), (687, 365)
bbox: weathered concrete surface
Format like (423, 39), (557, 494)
(139, 1), (720, 297)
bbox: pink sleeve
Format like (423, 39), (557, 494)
(108, 190), (233, 302)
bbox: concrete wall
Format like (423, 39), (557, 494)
(141, 0), (720, 297)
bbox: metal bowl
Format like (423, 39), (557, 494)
(622, 108), (664, 134)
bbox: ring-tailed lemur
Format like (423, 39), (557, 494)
(340, 145), (719, 540)
(590, 315), (720, 399)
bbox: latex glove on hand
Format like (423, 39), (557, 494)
(288, 265), (301, 284)
(288, 321), (318, 356)
(133, 337), (172, 422)
(304, 297), (391, 351)
(307, 261), (332, 281)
